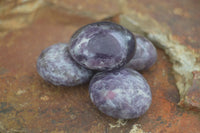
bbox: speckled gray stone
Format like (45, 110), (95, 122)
(37, 43), (93, 86)
(69, 21), (136, 71)
(89, 68), (152, 119)
(127, 35), (157, 71)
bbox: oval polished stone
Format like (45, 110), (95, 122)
(69, 21), (136, 71)
(89, 68), (152, 119)
(37, 43), (93, 86)
(127, 35), (157, 71)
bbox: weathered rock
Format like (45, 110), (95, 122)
(0, 0), (45, 37)
(0, 0), (200, 132)
(181, 71), (200, 110)
(45, 0), (121, 20)
(119, 11), (200, 110)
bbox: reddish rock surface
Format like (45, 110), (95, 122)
(181, 71), (200, 110)
(0, 0), (200, 132)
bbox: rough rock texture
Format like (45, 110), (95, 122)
(0, 0), (200, 133)
(182, 71), (200, 110)
(37, 43), (93, 86)
(119, 11), (200, 110)
(0, 0), (45, 37)
(89, 68), (152, 119)
(127, 35), (157, 71)
(45, 0), (121, 20)
(129, 124), (148, 133)
(69, 22), (136, 71)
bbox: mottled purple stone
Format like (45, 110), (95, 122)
(37, 43), (93, 86)
(69, 21), (136, 71)
(89, 68), (152, 119)
(127, 35), (157, 71)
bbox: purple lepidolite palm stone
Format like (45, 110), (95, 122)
(89, 68), (152, 119)
(127, 35), (157, 71)
(69, 21), (136, 71)
(37, 43), (93, 86)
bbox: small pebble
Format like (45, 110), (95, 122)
(127, 35), (157, 71)
(89, 68), (152, 119)
(37, 43), (93, 86)
(69, 21), (136, 71)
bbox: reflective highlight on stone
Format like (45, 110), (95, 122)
(69, 21), (136, 71)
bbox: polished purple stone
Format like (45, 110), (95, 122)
(127, 35), (157, 71)
(37, 43), (93, 86)
(69, 21), (136, 71)
(89, 68), (152, 119)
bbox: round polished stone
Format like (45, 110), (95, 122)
(69, 21), (136, 71)
(127, 35), (157, 71)
(37, 43), (93, 86)
(89, 68), (152, 119)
